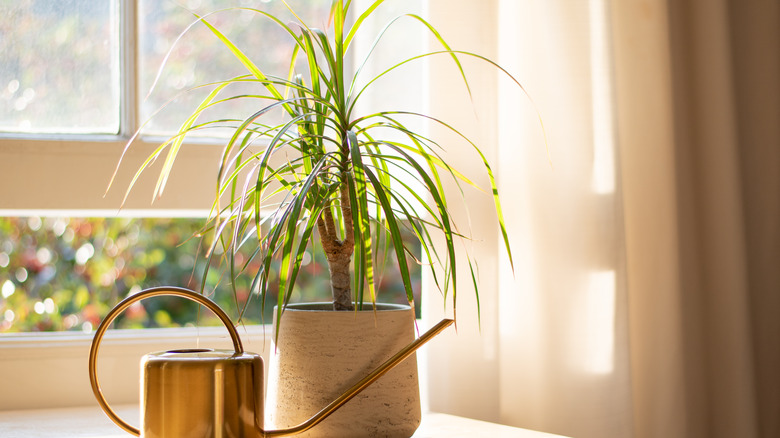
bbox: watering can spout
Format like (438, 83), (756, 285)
(88, 287), (454, 437)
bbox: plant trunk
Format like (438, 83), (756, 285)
(318, 184), (355, 311)
(326, 248), (353, 310)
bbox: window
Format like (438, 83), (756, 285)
(1, 0), (425, 333)
(0, 0), (428, 411)
(1, 0), (330, 212)
(0, 1), (120, 134)
(0, 215), (420, 333)
(137, 0), (330, 136)
(0, 216), (273, 333)
(1, 0), (332, 137)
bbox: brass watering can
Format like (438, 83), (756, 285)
(88, 286), (453, 437)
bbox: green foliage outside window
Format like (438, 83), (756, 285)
(0, 217), (419, 333)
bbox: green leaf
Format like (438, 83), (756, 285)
(347, 131), (375, 307)
(363, 168), (414, 306)
(195, 12), (297, 117)
(377, 142), (457, 302)
(344, 0), (385, 49)
(274, 156), (330, 325)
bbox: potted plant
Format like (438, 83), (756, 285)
(111, 1), (520, 436)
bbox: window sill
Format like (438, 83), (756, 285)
(0, 326), (271, 411)
(0, 405), (568, 437)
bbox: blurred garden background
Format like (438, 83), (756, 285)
(0, 217), (420, 333)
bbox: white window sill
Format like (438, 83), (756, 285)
(0, 326), (271, 411)
(0, 404), (568, 438)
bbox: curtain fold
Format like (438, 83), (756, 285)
(728, 2), (780, 437)
(614, 0), (779, 436)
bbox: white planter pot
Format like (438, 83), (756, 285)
(265, 302), (421, 438)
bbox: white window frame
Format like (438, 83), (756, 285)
(0, 1), (275, 411)
(0, 325), (272, 411)
(0, 0), (434, 412)
(0, 1), (219, 214)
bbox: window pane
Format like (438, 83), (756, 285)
(0, 217), (273, 332)
(0, 0), (120, 134)
(0, 216), (420, 332)
(138, 0), (331, 136)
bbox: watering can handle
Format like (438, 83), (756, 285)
(87, 286), (243, 437)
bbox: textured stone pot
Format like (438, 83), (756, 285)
(265, 302), (421, 438)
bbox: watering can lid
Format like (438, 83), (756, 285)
(144, 348), (259, 362)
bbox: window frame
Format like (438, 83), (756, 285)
(0, 0), (434, 412)
(0, 1), (265, 411)
(0, 325), (271, 411)
(0, 1), (219, 213)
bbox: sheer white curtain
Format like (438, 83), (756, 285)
(424, 1), (779, 437)
(424, 1), (631, 435)
(495, 0), (632, 436)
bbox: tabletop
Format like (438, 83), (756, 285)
(0, 405), (567, 437)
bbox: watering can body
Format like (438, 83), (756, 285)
(140, 349), (263, 438)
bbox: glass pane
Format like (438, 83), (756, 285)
(0, 217), (271, 332)
(0, 0), (120, 134)
(0, 216), (420, 332)
(138, 0), (332, 136)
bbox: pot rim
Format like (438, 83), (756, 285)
(278, 302), (412, 312)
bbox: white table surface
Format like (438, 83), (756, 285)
(0, 405), (567, 437)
